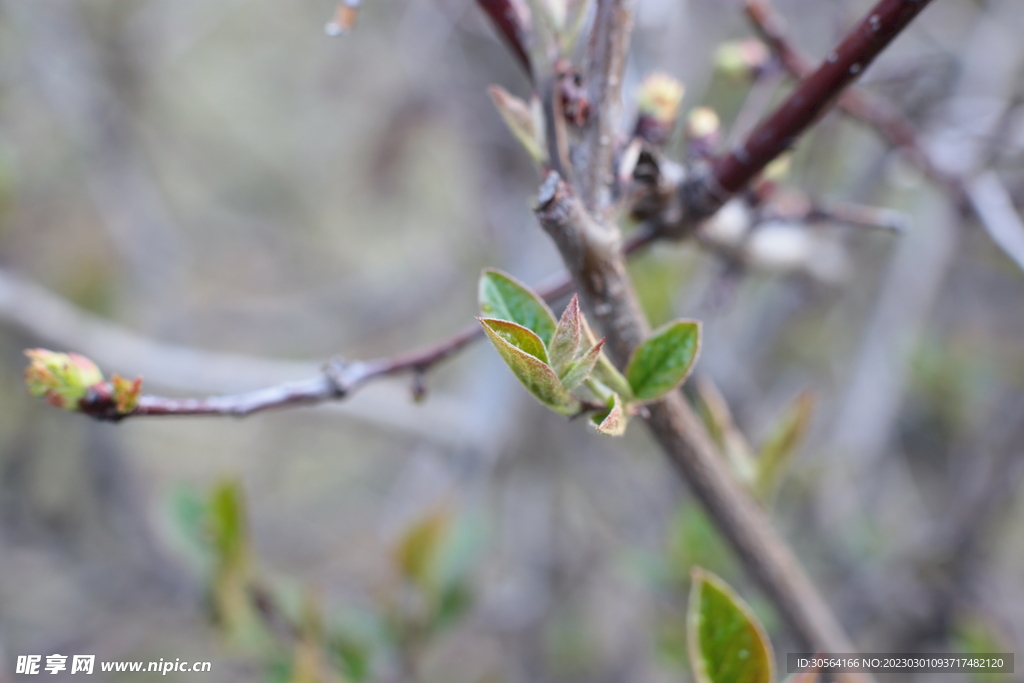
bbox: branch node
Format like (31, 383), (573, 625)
(325, 357), (366, 397)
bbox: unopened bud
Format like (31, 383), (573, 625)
(687, 107), (720, 140)
(686, 106), (721, 158)
(637, 72), (685, 126)
(24, 349), (104, 410)
(634, 73), (685, 146)
(715, 38), (771, 81)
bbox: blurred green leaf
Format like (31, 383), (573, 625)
(480, 318), (580, 414)
(626, 321), (701, 401)
(165, 484), (214, 575)
(668, 506), (734, 584)
(287, 595), (327, 683)
(333, 635), (371, 683)
(432, 581), (473, 633)
(329, 608), (389, 683)
(210, 479), (248, 565)
(479, 269), (557, 345)
(953, 611), (1013, 683)
(394, 508), (450, 589)
(694, 378), (756, 487)
(687, 568), (774, 683)
(591, 392), (627, 436)
(488, 86), (545, 164)
(206, 479), (267, 647)
(756, 391), (814, 503)
(548, 294), (582, 374)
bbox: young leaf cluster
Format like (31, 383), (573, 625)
(478, 269), (701, 436)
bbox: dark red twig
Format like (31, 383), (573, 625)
(475, 0), (533, 79)
(710, 0), (935, 201)
(744, 0), (963, 203)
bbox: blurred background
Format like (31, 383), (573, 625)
(0, 0), (1022, 680)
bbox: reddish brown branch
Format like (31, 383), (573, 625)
(744, 0), (963, 202)
(710, 0), (935, 201)
(475, 0), (533, 79)
(746, 0), (1024, 273)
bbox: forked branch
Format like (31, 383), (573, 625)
(681, 0), (935, 226)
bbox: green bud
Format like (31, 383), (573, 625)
(24, 349), (104, 410)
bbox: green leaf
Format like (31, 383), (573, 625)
(479, 269), (557, 345)
(480, 318), (579, 414)
(687, 567), (774, 683)
(560, 337), (605, 390)
(549, 294), (582, 374)
(626, 320), (701, 401)
(591, 392), (627, 436)
(755, 391), (813, 504)
(477, 317), (548, 364)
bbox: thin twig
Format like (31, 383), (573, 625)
(763, 197), (911, 233)
(13, 228), (659, 420)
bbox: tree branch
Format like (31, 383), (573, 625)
(528, 0), (939, 671)
(744, 0), (1024, 272)
(534, 172), (866, 673)
(712, 0), (935, 199)
(578, 0), (635, 213)
(12, 229), (661, 421)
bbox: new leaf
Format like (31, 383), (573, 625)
(479, 318), (579, 414)
(548, 294), (582, 374)
(479, 269), (557, 345)
(626, 320), (701, 401)
(590, 392), (627, 436)
(687, 567), (774, 683)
